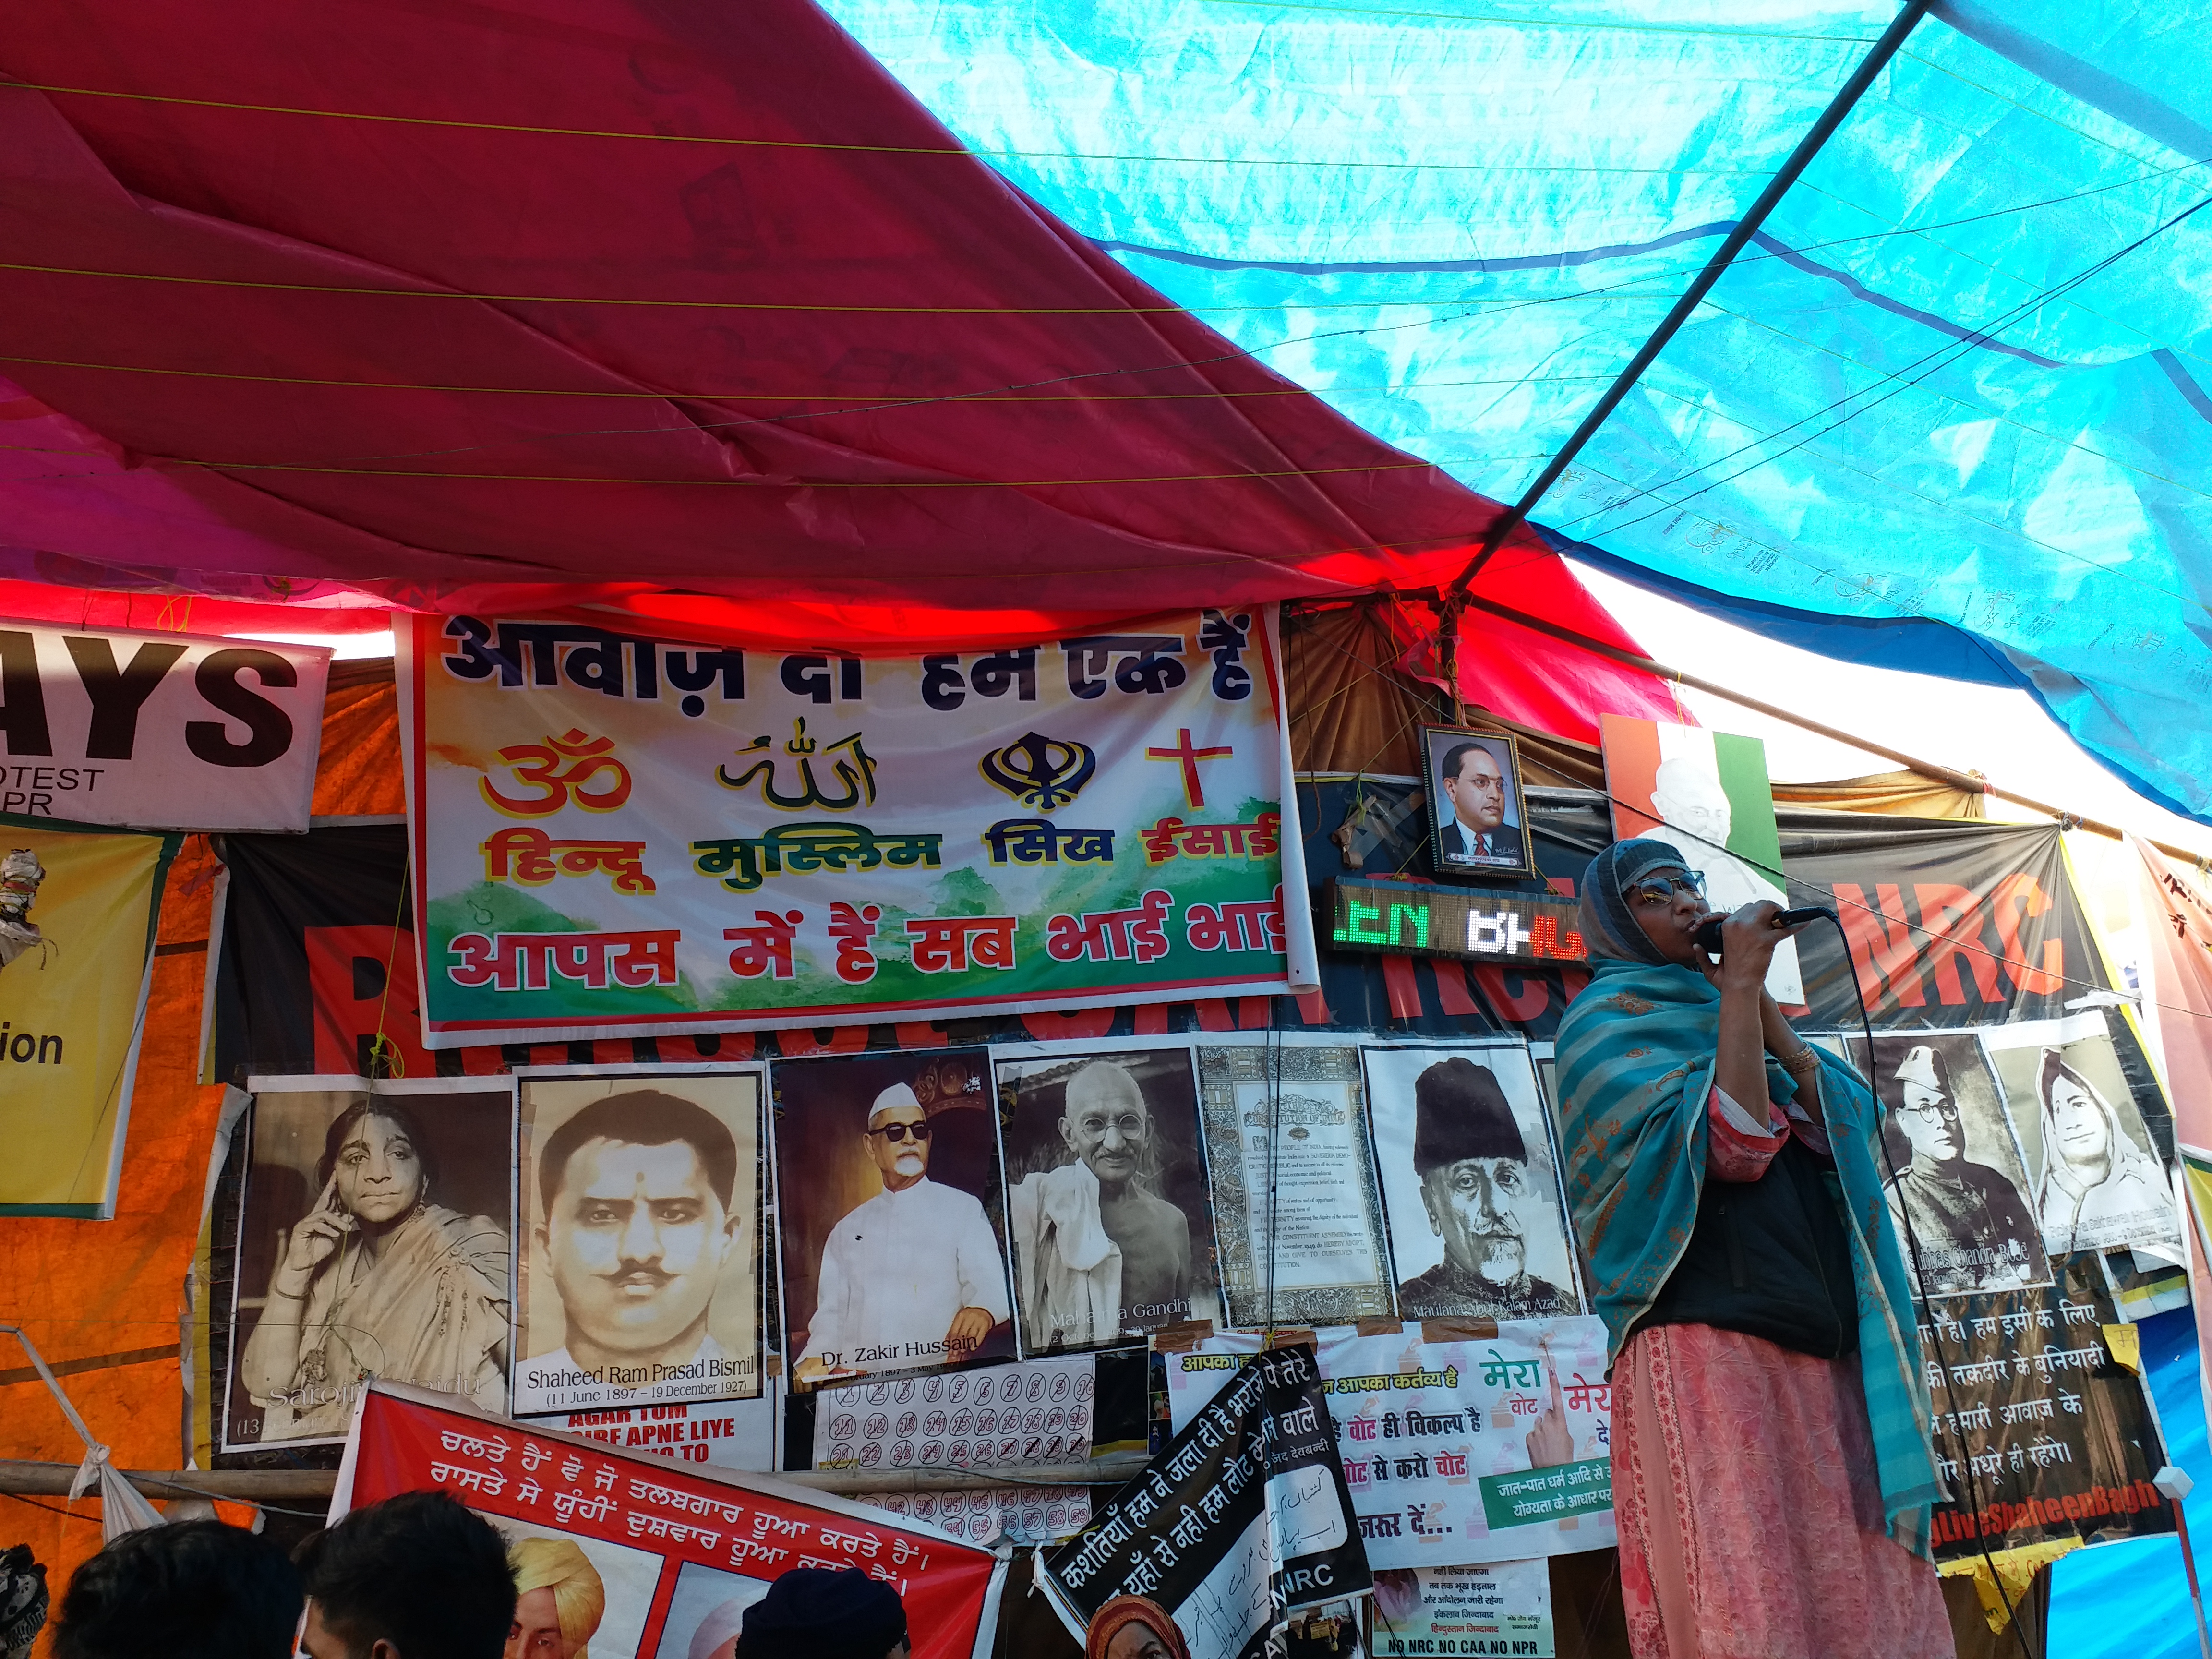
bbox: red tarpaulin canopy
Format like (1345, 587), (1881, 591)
(0, 0), (1678, 731)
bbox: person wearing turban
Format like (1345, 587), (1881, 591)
(504, 1537), (605, 1659)
(1392, 1057), (1570, 1320)
(1554, 838), (1948, 1659)
(737, 1567), (907, 1659)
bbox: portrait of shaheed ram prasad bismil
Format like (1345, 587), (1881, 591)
(519, 1088), (753, 1406)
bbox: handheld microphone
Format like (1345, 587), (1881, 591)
(1694, 905), (1836, 955)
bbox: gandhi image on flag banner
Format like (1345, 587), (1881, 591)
(996, 1043), (1223, 1353)
(775, 1047), (1015, 1388)
(1362, 1044), (1582, 1322)
(513, 1070), (763, 1417)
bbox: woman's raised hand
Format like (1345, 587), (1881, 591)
(275, 1174), (352, 1293)
(1711, 901), (1807, 984)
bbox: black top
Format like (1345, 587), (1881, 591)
(1639, 1132), (1860, 1360)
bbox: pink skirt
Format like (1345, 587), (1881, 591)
(1612, 1322), (1951, 1659)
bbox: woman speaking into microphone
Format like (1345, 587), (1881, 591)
(1554, 838), (1948, 1659)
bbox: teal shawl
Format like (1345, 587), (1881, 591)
(1556, 958), (1943, 1554)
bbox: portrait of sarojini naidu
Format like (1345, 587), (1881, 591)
(228, 1082), (514, 1449)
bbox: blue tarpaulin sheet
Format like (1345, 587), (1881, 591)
(821, 1), (2212, 822)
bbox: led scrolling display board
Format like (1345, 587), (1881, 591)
(1330, 878), (1589, 965)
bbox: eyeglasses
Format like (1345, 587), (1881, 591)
(1623, 871), (1706, 907)
(1899, 1099), (1959, 1122)
(868, 1120), (933, 1142)
(1077, 1114), (1148, 1138)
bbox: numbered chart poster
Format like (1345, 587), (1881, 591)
(399, 610), (1316, 1047)
(809, 1356), (1097, 1474)
(1196, 1040), (1395, 1327)
(773, 1048), (1017, 1387)
(995, 1040), (1224, 1352)
(224, 1076), (515, 1451)
(513, 1069), (765, 1418)
(1362, 1042), (1584, 1322)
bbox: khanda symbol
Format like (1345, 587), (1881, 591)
(979, 732), (1095, 811)
(719, 718), (878, 811)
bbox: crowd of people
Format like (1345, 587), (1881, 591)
(40, 1496), (911, 1659)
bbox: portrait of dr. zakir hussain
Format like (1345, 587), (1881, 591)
(1394, 1058), (1572, 1321)
(794, 1083), (1010, 1383)
(529, 1091), (746, 1396)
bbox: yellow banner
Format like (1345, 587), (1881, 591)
(0, 824), (174, 1215)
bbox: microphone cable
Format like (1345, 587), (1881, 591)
(1815, 909), (2042, 1659)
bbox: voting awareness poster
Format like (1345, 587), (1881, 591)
(1168, 1323), (1617, 1568)
(0, 822), (177, 1215)
(514, 1069), (765, 1417)
(400, 611), (1316, 1046)
(0, 621), (328, 831)
(1039, 1345), (1370, 1659)
(336, 1382), (1010, 1659)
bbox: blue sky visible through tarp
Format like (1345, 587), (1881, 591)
(819, 0), (2212, 824)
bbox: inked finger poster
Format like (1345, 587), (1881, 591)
(1362, 1043), (1582, 1322)
(1850, 1034), (2052, 1297)
(225, 1076), (514, 1450)
(773, 1048), (1015, 1387)
(995, 1041), (1223, 1352)
(515, 1069), (764, 1417)
(1980, 1014), (2181, 1259)
(1196, 1040), (1394, 1327)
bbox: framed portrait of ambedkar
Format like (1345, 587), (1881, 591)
(1420, 726), (1536, 881)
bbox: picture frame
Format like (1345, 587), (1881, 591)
(1420, 725), (1537, 881)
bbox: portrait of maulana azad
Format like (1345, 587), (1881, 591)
(1393, 1058), (1573, 1321)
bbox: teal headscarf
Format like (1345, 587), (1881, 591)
(1555, 903), (1944, 1552)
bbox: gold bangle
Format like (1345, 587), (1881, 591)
(1779, 1047), (1822, 1075)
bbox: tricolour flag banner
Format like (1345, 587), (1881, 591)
(1599, 714), (1801, 1002)
(333, 1381), (1010, 1659)
(400, 612), (1316, 1046)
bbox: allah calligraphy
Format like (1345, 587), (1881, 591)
(978, 732), (1095, 812)
(479, 730), (633, 817)
(719, 719), (879, 812)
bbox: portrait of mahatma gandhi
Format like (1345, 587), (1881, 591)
(1004, 1057), (1217, 1351)
(513, 1082), (759, 1412)
(1362, 1050), (1580, 1322)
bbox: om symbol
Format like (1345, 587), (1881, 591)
(480, 729), (632, 817)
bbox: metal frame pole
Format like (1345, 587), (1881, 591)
(1446, 0), (1936, 598)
